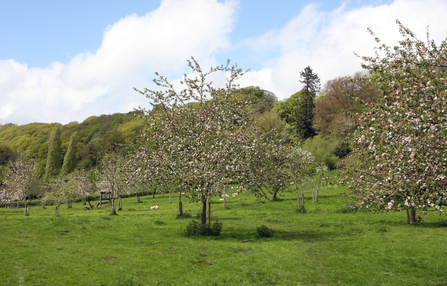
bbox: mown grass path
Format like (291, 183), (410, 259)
(1, 180), (446, 285)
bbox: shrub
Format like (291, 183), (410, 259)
(256, 225), (274, 238)
(210, 220), (223, 235)
(183, 220), (223, 237)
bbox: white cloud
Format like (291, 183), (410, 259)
(0, 102), (15, 120)
(0, 0), (237, 125)
(242, 0), (447, 100)
(1, 0), (446, 125)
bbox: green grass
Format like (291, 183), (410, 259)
(1, 176), (447, 285)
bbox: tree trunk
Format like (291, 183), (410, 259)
(23, 205), (29, 216)
(118, 196), (122, 211)
(55, 204), (61, 217)
(136, 193), (141, 203)
(200, 195), (207, 224)
(223, 188), (226, 209)
(110, 198), (116, 215)
(208, 199), (211, 226)
(67, 199), (72, 208)
(406, 206), (416, 224)
(41, 200), (46, 209)
(272, 189), (278, 200)
(152, 190), (155, 199)
(297, 192), (300, 209)
(178, 192), (183, 217)
(82, 197), (86, 205)
(302, 194), (305, 209)
(24, 199), (29, 216)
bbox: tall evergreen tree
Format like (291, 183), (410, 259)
(45, 124), (62, 180)
(297, 66), (320, 139)
(61, 132), (78, 175)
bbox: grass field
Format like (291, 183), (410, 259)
(1, 174), (447, 285)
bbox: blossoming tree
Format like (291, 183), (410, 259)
(2, 158), (37, 215)
(75, 169), (96, 209)
(97, 153), (129, 215)
(344, 21), (447, 224)
(242, 135), (313, 201)
(134, 58), (257, 224)
(0, 181), (12, 208)
(41, 172), (85, 216)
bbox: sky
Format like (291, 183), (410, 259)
(1, 0), (446, 125)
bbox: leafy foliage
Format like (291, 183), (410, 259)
(61, 132), (78, 175)
(273, 91), (303, 142)
(45, 124), (62, 179)
(256, 225), (274, 238)
(314, 73), (380, 137)
(0, 144), (18, 169)
(301, 135), (339, 169)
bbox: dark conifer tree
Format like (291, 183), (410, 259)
(297, 66), (320, 139)
(61, 132), (78, 175)
(45, 124), (62, 180)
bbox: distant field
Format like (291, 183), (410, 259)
(1, 179), (446, 285)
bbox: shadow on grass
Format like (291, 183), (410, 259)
(217, 227), (344, 242)
(274, 229), (341, 243)
(0, 209), (23, 215)
(214, 217), (243, 221)
(411, 220), (447, 228)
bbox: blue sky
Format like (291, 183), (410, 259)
(0, 0), (445, 125)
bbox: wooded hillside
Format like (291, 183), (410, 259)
(0, 112), (145, 174)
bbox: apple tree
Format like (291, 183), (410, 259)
(134, 58), (257, 224)
(343, 21), (447, 224)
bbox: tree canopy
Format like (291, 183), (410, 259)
(343, 20), (447, 224)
